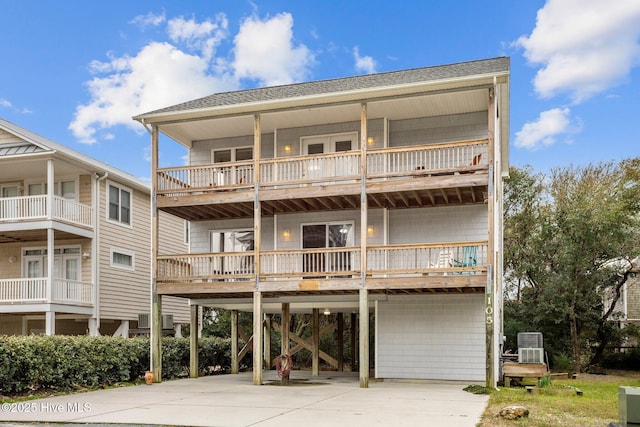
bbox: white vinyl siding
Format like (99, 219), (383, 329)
(376, 294), (486, 381)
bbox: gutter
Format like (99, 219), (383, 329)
(92, 172), (109, 334)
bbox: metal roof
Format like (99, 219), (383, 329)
(0, 141), (48, 157)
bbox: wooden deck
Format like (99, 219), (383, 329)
(502, 362), (548, 387)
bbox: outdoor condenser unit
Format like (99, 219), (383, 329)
(619, 386), (640, 426)
(138, 313), (150, 329)
(137, 314), (173, 329)
(517, 332), (544, 364)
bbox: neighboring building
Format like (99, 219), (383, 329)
(135, 57), (510, 387)
(0, 118), (189, 336)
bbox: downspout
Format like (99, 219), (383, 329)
(92, 172), (109, 334)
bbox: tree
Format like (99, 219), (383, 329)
(504, 159), (640, 372)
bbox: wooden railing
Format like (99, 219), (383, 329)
(0, 278), (93, 305)
(367, 139), (488, 178)
(261, 247), (361, 278)
(0, 195), (93, 228)
(367, 242), (487, 276)
(261, 151), (361, 187)
(155, 139), (489, 195)
(156, 242), (487, 282)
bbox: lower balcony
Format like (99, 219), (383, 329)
(0, 278), (94, 307)
(156, 242), (488, 297)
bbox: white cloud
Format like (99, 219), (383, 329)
(232, 13), (314, 86)
(167, 14), (228, 61)
(516, 0), (640, 103)
(0, 98), (12, 108)
(353, 47), (377, 74)
(514, 107), (581, 150)
(69, 41), (236, 143)
(70, 12), (316, 143)
(130, 11), (166, 29)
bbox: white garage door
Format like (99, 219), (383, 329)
(376, 293), (486, 381)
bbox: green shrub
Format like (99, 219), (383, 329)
(601, 347), (640, 370)
(0, 335), (231, 395)
(552, 352), (574, 373)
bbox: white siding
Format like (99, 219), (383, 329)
(389, 111), (487, 147)
(376, 294), (486, 381)
(389, 205), (487, 244)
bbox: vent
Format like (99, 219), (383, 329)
(518, 332), (543, 349)
(138, 313), (150, 329)
(162, 314), (174, 329)
(138, 313), (173, 329)
(518, 348), (544, 364)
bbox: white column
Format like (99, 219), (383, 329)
(45, 311), (55, 336)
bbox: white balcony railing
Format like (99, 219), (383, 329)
(261, 247), (361, 278)
(0, 195), (93, 228)
(0, 277), (93, 305)
(156, 139), (489, 195)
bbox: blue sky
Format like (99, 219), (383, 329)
(1, 0), (639, 182)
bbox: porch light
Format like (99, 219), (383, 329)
(7, 256), (17, 264)
(283, 229), (291, 239)
(367, 225), (374, 236)
(284, 144), (292, 154)
(323, 308), (331, 316)
(82, 252), (91, 260)
(367, 136), (375, 146)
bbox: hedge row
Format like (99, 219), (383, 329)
(0, 335), (231, 394)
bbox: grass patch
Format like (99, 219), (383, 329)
(478, 371), (640, 427)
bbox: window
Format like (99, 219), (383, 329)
(108, 182), (131, 225)
(110, 248), (134, 270)
(211, 147), (254, 186)
(27, 180), (76, 198)
(184, 220), (190, 244)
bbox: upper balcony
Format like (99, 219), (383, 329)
(0, 195), (94, 237)
(156, 138), (489, 220)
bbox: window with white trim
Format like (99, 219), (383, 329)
(107, 182), (131, 226)
(110, 248), (134, 270)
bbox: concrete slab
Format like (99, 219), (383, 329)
(0, 372), (488, 426)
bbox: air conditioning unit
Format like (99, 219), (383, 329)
(138, 313), (173, 329)
(162, 314), (174, 329)
(518, 348), (544, 364)
(518, 332), (543, 349)
(138, 313), (150, 329)
(619, 386), (640, 425)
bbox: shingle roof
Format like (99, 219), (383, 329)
(138, 57), (509, 117)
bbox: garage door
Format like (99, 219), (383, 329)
(376, 293), (485, 381)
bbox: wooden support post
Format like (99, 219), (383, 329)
(351, 312), (357, 371)
(150, 125), (162, 383)
(253, 291), (263, 385)
(312, 308), (320, 376)
(231, 309), (239, 374)
(264, 314), (271, 369)
(281, 303), (290, 356)
(337, 313), (344, 372)
(151, 294), (162, 382)
(486, 85), (496, 388)
(359, 289), (369, 388)
(190, 304), (198, 378)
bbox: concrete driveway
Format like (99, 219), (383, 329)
(0, 371), (488, 426)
